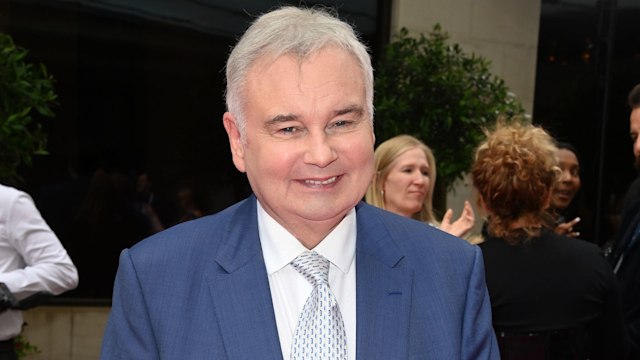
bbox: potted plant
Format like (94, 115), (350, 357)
(0, 32), (57, 184)
(374, 25), (524, 212)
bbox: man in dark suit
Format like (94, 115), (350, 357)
(100, 6), (498, 359)
(611, 83), (640, 358)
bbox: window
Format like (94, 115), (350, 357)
(1, 0), (384, 301)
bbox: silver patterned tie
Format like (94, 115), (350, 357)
(290, 251), (348, 360)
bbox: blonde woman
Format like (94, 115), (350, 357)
(366, 134), (475, 238)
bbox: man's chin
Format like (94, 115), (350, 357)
(635, 155), (640, 171)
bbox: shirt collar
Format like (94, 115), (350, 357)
(257, 200), (356, 276)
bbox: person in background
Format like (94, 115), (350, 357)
(366, 134), (475, 238)
(0, 184), (79, 360)
(134, 171), (175, 230)
(175, 177), (210, 223)
(609, 82), (640, 358)
(471, 121), (626, 359)
(64, 168), (153, 298)
(100, 6), (498, 359)
(549, 142), (595, 242)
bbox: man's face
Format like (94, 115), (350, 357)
(223, 47), (375, 238)
(631, 107), (640, 168)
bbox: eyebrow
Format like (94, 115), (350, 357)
(334, 105), (364, 118)
(265, 105), (365, 126)
(265, 114), (299, 127)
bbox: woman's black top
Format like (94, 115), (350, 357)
(479, 229), (627, 359)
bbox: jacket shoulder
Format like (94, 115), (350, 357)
(356, 202), (479, 263)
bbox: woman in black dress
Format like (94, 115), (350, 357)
(471, 121), (627, 359)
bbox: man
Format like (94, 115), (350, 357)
(611, 83), (640, 357)
(100, 7), (498, 359)
(0, 184), (78, 360)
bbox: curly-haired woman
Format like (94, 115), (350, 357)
(471, 121), (627, 359)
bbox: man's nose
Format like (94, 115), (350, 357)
(303, 133), (338, 167)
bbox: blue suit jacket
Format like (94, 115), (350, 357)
(100, 196), (498, 359)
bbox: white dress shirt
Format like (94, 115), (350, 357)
(257, 201), (357, 360)
(0, 184), (79, 340)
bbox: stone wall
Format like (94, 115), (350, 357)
(21, 307), (109, 360)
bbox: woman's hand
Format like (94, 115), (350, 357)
(555, 217), (581, 238)
(440, 200), (476, 238)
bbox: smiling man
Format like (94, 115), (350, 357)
(223, 45), (375, 249)
(100, 6), (498, 360)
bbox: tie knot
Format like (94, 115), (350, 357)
(291, 251), (329, 286)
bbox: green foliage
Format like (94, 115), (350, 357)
(0, 32), (57, 183)
(374, 25), (524, 191)
(14, 334), (41, 359)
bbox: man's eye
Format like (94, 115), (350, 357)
(331, 120), (353, 128)
(279, 127), (297, 134)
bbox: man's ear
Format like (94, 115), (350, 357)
(222, 112), (246, 173)
(370, 124), (376, 144)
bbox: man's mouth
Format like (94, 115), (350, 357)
(304, 176), (338, 186)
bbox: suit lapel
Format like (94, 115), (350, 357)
(203, 200), (413, 359)
(205, 197), (283, 360)
(355, 203), (413, 360)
